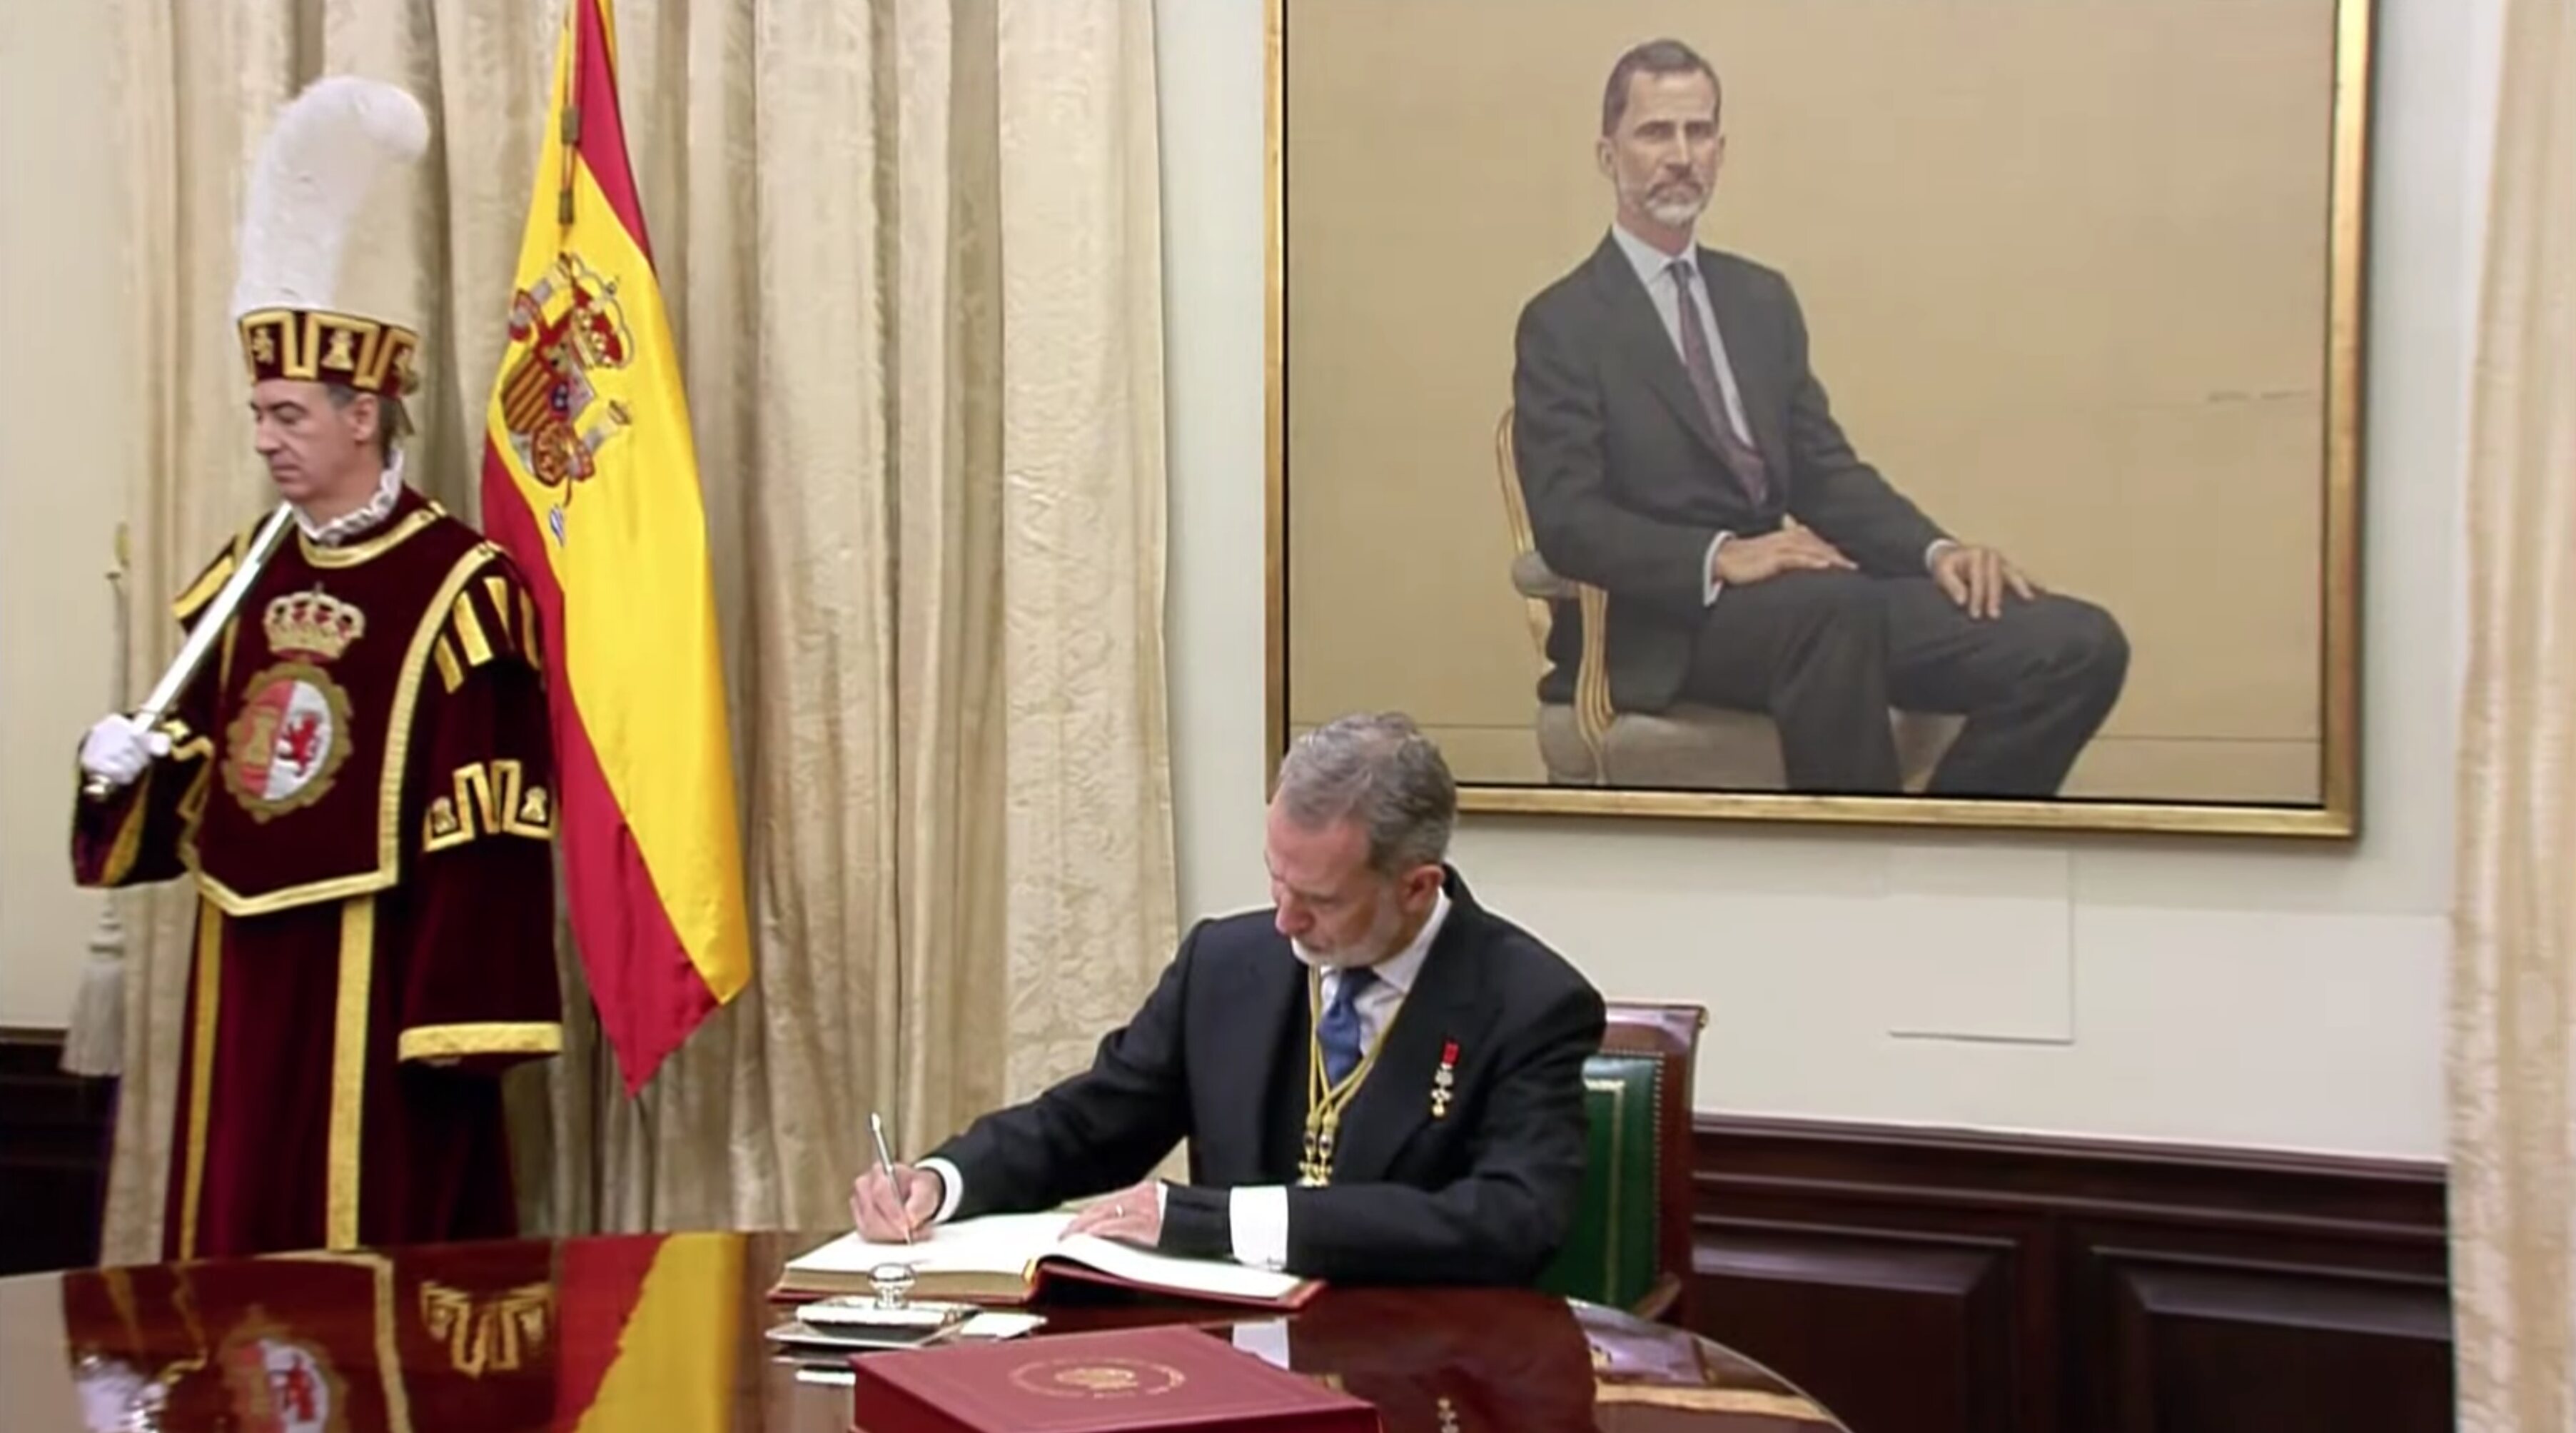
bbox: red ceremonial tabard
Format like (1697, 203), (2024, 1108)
(71, 488), (562, 1259)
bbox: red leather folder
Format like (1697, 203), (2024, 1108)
(847, 1324), (1381, 1433)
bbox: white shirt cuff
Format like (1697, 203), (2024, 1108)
(1229, 1185), (1290, 1269)
(918, 1156), (966, 1225)
(1703, 531), (1733, 606)
(1924, 537), (1957, 572)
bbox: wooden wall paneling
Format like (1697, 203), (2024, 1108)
(1692, 1216), (2019, 1433)
(2087, 1242), (2453, 1433)
(1686, 1115), (2450, 1433)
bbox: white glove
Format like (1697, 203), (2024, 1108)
(79, 714), (170, 790)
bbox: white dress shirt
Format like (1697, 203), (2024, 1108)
(917, 890), (1456, 1269)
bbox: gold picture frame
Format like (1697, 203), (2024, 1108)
(1266, 0), (2369, 838)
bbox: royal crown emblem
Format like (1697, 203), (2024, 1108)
(499, 251), (635, 545)
(262, 589), (366, 662)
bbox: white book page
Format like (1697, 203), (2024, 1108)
(787, 1213), (1306, 1302)
(1049, 1232), (1308, 1302)
(784, 1211), (1073, 1276)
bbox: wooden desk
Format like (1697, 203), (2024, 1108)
(0, 1230), (1847, 1431)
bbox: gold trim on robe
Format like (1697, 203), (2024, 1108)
(421, 760), (554, 853)
(398, 1022), (565, 1063)
(170, 527), (251, 623)
(171, 556), (236, 622)
(328, 896), (377, 1250)
(94, 765), (154, 885)
(450, 590), (493, 665)
(298, 506), (442, 569)
(178, 900), (227, 1260)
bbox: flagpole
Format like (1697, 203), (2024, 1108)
(558, 1), (581, 228)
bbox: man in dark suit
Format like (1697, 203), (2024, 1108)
(1512, 38), (2129, 796)
(850, 712), (1605, 1286)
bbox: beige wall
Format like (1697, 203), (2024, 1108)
(1166, 0), (2492, 1157)
(1281, 0), (2343, 803)
(0, 4), (128, 1027)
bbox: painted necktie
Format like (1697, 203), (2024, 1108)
(1670, 258), (1771, 504)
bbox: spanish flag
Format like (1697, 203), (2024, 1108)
(480, 0), (750, 1092)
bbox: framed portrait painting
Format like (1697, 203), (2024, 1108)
(1266, 0), (2370, 837)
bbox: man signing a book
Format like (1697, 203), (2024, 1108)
(850, 712), (1607, 1285)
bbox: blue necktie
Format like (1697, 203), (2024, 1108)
(1318, 967), (1378, 1087)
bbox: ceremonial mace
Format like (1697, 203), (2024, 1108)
(79, 502), (297, 800)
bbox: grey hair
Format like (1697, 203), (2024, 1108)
(1274, 712), (1457, 875)
(1602, 38), (1722, 136)
(322, 382), (413, 461)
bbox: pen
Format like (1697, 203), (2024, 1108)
(869, 1111), (912, 1245)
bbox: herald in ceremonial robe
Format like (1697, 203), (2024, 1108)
(72, 487), (563, 1259)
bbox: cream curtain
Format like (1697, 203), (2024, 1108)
(2450, 0), (2576, 1427)
(96, 0), (1175, 1257)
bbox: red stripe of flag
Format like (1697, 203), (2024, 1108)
(547, 1232), (667, 1429)
(570, 0), (652, 261)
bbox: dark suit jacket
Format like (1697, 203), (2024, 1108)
(1512, 233), (1947, 711)
(927, 868), (1606, 1287)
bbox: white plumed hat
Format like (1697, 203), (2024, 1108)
(231, 76), (430, 397)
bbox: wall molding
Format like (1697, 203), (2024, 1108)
(1687, 1114), (2450, 1433)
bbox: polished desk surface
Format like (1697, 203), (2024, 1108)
(1, 1230), (1847, 1432)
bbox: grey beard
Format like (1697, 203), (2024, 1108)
(1645, 191), (1706, 230)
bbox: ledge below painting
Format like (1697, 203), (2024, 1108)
(1395, 720), (2324, 807)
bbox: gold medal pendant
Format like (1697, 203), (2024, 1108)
(1298, 1109), (1335, 1187)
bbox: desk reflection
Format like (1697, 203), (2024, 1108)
(6, 1230), (1845, 1432)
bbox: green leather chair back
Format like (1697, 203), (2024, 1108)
(1535, 1048), (1667, 1310)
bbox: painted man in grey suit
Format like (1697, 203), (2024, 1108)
(1512, 39), (2128, 797)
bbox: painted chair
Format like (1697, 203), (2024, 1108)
(1492, 406), (1961, 790)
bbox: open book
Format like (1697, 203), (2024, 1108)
(774, 1211), (1321, 1310)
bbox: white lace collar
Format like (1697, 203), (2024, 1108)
(298, 450), (407, 546)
